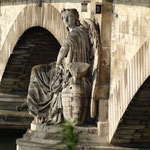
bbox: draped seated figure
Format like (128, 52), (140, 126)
(19, 9), (100, 125)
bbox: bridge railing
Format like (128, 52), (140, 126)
(108, 40), (150, 142)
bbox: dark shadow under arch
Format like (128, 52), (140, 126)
(112, 76), (150, 148)
(0, 27), (61, 96)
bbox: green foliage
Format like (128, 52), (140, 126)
(57, 121), (79, 150)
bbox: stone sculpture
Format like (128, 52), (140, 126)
(18, 9), (100, 125)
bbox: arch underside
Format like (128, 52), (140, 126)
(0, 27), (60, 95)
(0, 3), (67, 82)
(109, 40), (150, 144)
(112, 76), (150, 147)
(0, 26), (61, 128)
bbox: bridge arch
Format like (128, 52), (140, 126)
(112, 75), (150, 145)
(109, 40), (150, 142)
(0, 26), (61, 95)
(0, 3), (67, 81)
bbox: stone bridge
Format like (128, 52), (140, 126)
(1, 0), (150, 147)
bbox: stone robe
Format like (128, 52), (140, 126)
(26, 25), (91, 124)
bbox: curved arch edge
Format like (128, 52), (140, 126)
(0, 3), (67, 82)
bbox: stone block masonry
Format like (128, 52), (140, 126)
(111, 0), (150, 74)
(109, 0), (150, 142)
(0, 27), (60, 94)
(0, 27), (60, 128)
(0, 2), (68, 82)
(112, 76), (150, 145)
(1, 0), (150, 147)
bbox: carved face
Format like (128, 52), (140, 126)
(62, 11), (77, 28)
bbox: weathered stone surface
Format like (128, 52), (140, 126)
(116, 129), (136, 135)
(0, 0), (92, 82)
(17, 138), (150, 150)
(98, 122), (109, 143)
(0, 27), (60, 95)
(21, 10), (101, 132)
(17, 123), (150, 150)
(112, 76), (150, 144)
(1, 0), (150, 148)
(109, 0), (150, 142)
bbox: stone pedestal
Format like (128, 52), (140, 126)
(97, 121), (109, 143)
(16, 123), (63, 150)
(16, 123), (99, 150)
(16, 123), (148, 150)
(16, 138), (61, 150)
(97, 100), (109, 143)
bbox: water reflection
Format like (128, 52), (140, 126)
(0, 129), (26, 150)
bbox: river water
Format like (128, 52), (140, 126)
(0, 129), (26, 150)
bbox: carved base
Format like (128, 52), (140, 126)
(16, 122), (100, 150)
(16, 136), (141, 150)
(16, 138), (61, 150)
(97, 121), (109, 143)
(16, 123), (142, 150)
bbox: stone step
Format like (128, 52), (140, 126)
(16, 138), (150, 150)
(17, 123), (150, 150)
(23, 123), (99, 144)
(30, 122), (97, 134)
